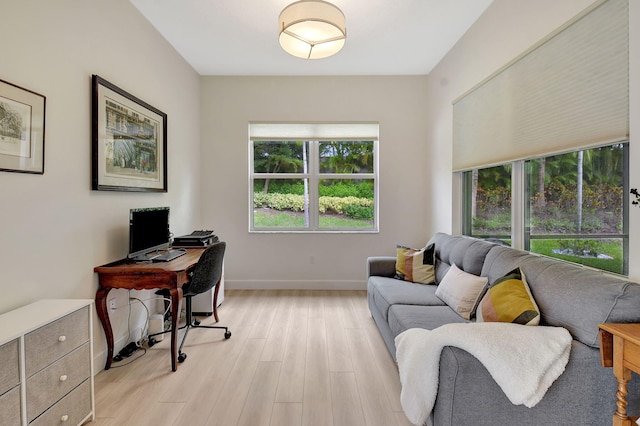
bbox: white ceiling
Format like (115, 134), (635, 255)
(130, 0), (493, 76)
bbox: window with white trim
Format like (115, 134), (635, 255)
(249, 123), (378, 233)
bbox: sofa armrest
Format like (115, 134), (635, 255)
(367, 256), (396, 278)
(433, 342), (626, 426)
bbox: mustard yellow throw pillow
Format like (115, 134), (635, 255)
(476, 267), (540, 325)
(395, 243), (435, 284)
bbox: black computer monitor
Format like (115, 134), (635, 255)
(128, 207), (170, 260)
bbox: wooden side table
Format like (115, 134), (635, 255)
(599, 323), (640, 426)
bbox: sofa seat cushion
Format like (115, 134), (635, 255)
(388, 305), (468, 339)
(368, 276), (445, 322)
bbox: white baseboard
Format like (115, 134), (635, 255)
(224, 279), (367, 290)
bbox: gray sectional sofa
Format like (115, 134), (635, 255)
(367, 232), (640, 426)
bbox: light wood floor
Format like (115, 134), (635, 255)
(93, 290), (412, 426)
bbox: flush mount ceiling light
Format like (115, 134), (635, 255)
(279, 0), (346, 60)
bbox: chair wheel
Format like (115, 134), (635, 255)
(194, 319), (201, 326)
(148, 337), (157, 347)
(178, 352), (187, 363)
(225, 331), (232, 339)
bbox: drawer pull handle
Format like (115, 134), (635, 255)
(59, 375), (68, 382)
(58, 335), (66, 342)
(61, 414), (69, 422)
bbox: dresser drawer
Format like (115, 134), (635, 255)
(0, 385), (21, 426)
(26, 343), (91, 423)
(25, 306), (89, 376)
(0, 339), (20, 395)
(29, 379), (91, 426)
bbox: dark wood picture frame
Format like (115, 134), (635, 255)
(0, 78), (46, 174)
(92, 75), (167, 192)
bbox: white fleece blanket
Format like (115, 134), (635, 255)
(394, 322), (572, 426)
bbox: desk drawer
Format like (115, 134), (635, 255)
(26, 343), (91, 423)
(25, 306), (89, 376)
(0, 385), (21, 426)
(30, 379), (91, 426)
(0, 339), (19, 395)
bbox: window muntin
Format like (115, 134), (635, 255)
(462, 164), (512, 244)
(251, 140), (377, 232)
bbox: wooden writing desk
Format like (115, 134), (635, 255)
(599, 323), (640, 426)
(94, 248), (204, 372)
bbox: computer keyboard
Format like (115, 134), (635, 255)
(188, 230), (215, 237)
(153, 249), (187, 262)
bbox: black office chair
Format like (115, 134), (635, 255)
(149, 241), (231, 363)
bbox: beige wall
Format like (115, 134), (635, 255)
(0, 0), (201, 365)
(200, 76), (430, 289)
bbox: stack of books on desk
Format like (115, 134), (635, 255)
(172, 230), (218, 247)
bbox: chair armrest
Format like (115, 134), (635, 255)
(367, 256), (396, 278)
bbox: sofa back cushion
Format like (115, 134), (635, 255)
(430, 233), (495, 283)
(481, 246), (640, 348)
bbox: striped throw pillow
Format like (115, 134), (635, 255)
(476, 268), (540, 325)
(395, 243), (435, 284)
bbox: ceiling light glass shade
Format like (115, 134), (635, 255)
(279, 0), (346, 59)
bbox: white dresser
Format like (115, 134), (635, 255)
(0, 299), (94, 425)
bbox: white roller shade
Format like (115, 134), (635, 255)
(249, 122), (379, 141)
(452, 0), (628, 171)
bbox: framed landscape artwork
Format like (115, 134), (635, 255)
(92, 75), (167, 192)
(0, 78), (46, 174)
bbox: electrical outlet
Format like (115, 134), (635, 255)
(109, 298), (116, 311)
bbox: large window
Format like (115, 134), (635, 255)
(462, 142), (629, 275)
(250, 139), (377, 232)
